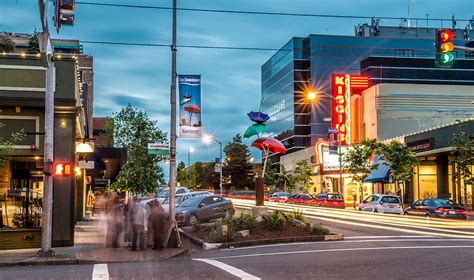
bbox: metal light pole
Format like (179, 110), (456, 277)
(164, 0), (181, 248)
(202, 135), (223, 195)
(187, 147), (194, 188)
(37, 0), (55, 257)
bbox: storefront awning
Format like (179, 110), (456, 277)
(364, 155), (391, 183)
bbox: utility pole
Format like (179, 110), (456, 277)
(218, 140), (223, 195)
(37, 0), (55, 257)
(164, 0), (181, 248)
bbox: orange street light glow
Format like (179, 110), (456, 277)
(307, 91), (317, 101)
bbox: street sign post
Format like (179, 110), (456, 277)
(147, 143), (170, 155)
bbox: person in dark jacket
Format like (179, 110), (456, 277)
(148, 200), (168, 250)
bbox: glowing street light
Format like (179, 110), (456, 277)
(307, 91), (317, 101)
(202, 134), (223, 195)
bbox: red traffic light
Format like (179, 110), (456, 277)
(54, 162), (72, 177)
(439, 30), (454, 42)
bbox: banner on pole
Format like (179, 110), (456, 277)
(178, 75), (202, 138)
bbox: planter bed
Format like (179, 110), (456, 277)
(180, 221), (343, 250)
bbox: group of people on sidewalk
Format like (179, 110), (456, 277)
(105, 193), (169, 251)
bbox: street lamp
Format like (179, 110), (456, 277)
(306, 89), (344, 195)
(187, 147), (194, 188)
(203, 134), (223, 195)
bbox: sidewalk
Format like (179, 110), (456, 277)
(0, 216), (188, 267)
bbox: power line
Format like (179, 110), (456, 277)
(75, 1), (472, 22)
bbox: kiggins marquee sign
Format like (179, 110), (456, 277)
(331, 74), (369, 145)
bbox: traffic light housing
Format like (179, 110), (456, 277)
(54, 162), (72, 177)
(53, 0), (75, 32)
(435, 29), (455, 68)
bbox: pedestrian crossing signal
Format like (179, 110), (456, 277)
(54, 162), (72, 177)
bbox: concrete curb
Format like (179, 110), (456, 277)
(0, 248), (188, 267)
(180, 228), (344, 250)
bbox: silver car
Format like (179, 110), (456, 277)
(161, 191), (210, 212)
(359, 194), (403, 214)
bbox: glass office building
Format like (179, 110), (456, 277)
(261, 24), (472, 161)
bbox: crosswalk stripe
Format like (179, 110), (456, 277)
(92, 264), (109, 280)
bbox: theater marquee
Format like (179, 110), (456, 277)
(331, 74), (369, 145)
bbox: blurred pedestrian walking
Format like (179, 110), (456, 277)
(131, 199), (150, 251)
(148, 200), (168, 250)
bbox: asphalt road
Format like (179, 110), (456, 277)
(2, 237), (473, 279)
(1, 200), (473, 279)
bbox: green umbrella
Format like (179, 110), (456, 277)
(244, 123), (267, 138)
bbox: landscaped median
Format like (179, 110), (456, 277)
(180, 210), (344, 250)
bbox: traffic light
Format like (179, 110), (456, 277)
(54, 162), (72, 177)
(435, 29), (455, 68)
(53, 0), (75, 32)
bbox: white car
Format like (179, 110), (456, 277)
(161, 191), (210, 212)
(157, 187), (190, 203)
(359, 194), (403, 214)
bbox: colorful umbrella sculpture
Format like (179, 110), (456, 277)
(247, 111), (270, 124)
(251, 137), (286, 154)
(184, 104), (201, 125)
(244, 123), (267, 138)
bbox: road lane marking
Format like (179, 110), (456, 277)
(344, 235), (435, 239)
(213, 245), (474, 260)
(233, 199), (474, 228)
(92, 264), (109, 280)
(235, 204), (474, 238)
(220, 238), (473, 251)
(194, 258), (261, 280)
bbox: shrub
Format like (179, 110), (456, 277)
(191, 220), (201, 232)
(209, 221), (234, 242)
(311, 223), (330, 235)
(283, 209), (306, 223)
(263, 211), (286, 230)
(228, 212), (257, 232)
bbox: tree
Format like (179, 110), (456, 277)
(223, 134), (255, 190)
(343, 139), (380, 201)
(450, 122), (473, 208)
(107, 104), (167, 194)
(27, 32), (40, 54)
(273, 166), (294, 193)
(0, 33), (15, 53)
(379, 140), (419, 204)
(176, 161), (187, 186)
(290, 160), (313, 192)
(0, 123), (25, 169)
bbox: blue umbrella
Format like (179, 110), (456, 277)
(247, 111), (270, 124)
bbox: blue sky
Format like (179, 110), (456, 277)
(1, 0), (473, 177)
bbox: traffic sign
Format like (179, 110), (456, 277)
(147, 143), (169, 155)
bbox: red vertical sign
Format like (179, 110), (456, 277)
(331, 74), (351, 145)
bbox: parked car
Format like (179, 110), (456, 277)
(312, 192), (345, 208)
(404, 198), (467, 219)
(286, 193), (314, 204)
(269, 192), (291, 203)
(157, 187), (189, 203)
(359, 194), (403, 214)
(175, 195), (235, 226)
(161, 191), (210, 212)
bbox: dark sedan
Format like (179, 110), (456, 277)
(175, 195), (235, 226)
(404, 198), (467, 219)
(286, 193), (314, 204)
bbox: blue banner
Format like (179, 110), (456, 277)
(178, 75), (202, 138)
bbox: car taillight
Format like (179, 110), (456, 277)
(458, 209), (466, 214)
(434, 207), (445, 213)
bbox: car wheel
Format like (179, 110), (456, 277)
(425, 213), (432, 219)
(188, 214), (198, 225)
(373, 209), (379, 213)
(404, 211), (408, 215)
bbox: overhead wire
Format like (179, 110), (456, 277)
(75, 1), (472, 22)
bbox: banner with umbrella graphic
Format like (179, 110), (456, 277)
(179, 75), (202, 138)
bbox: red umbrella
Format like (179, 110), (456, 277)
(184, 104), (201, 125)
(251, 137), (286, 154)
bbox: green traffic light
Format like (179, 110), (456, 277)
(438, 53), (454, 64)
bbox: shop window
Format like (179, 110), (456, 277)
(1, 169), (43, 230)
